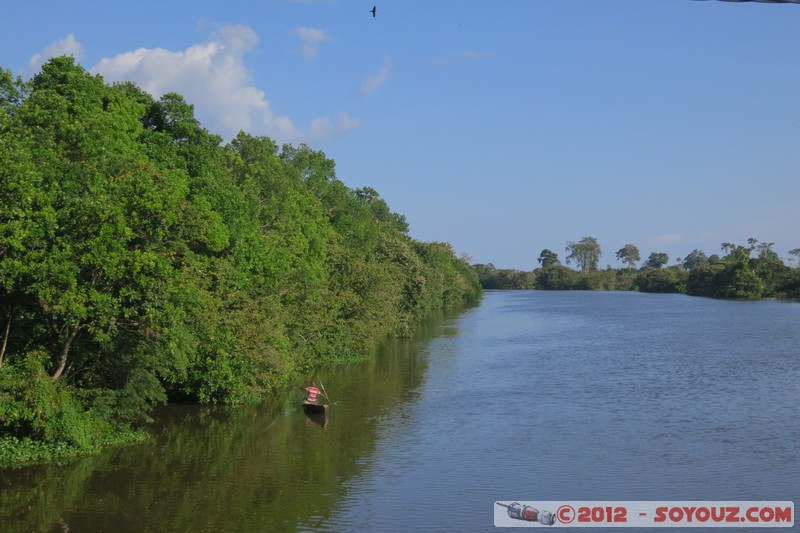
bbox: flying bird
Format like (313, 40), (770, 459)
(370, 6), (376, 17)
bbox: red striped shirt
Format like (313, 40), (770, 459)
(304, 386), (321, 403)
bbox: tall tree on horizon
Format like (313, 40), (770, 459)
(615, 244), (640, 269)
(565, 237), (601, 273)
(537, 249), (561, 268)
(643, 252), (670, 270)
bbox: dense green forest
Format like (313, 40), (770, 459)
(476, 237), (800, 299)
(0, 57), (482, 465)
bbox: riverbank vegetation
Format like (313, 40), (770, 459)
(0, 58), (482, 465)
(476, 237), (800, 299)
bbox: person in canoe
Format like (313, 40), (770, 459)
(301, 380), (330, 416)
(302, 382), (322, 404)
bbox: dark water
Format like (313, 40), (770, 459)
(1, 291), (798, 532)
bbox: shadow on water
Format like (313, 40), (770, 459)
(0, 306), (465, 533)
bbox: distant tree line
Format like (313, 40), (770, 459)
(0, 58), (482, 464)
(475, 237), (800, 299)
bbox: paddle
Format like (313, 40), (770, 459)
(316, 373), (331, 403)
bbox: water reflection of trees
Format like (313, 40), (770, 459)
(0, 308), (462, 532)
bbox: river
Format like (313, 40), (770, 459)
(1, 291), (798, 532)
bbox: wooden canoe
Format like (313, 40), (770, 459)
(302, 402), (328, 415)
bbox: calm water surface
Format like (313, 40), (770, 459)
(1, 291), (798, 532)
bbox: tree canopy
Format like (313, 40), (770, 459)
(476, 237), (798, 298)
(537, 249), (561, 268)
(615, 244), (640, 269)
(0, 57), (482, 464)
(565, 237), (602, 272)
(643, 252), (669, 270)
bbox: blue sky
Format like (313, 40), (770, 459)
(3, 1), (799, 270)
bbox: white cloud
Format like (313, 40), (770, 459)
(91, 24), (359, 143)
(296, 27), (332, 59)
(308, 112), (362, 143)
(360, 61), (390, 96)
(28, 34), (84, 74)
